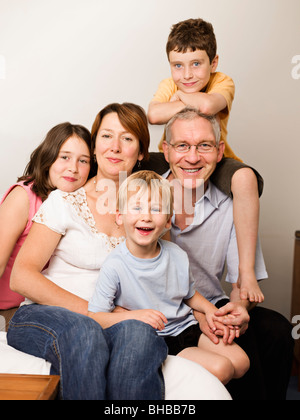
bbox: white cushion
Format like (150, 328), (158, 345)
(0, 332), (51, 375)
(0, 316), (5, 332)
(0, 332), (231, 400)
(162, 355), (232, 400)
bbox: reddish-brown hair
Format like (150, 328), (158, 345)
(91, 103), (150, 165)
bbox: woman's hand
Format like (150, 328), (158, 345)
(129, 309), (168, 331)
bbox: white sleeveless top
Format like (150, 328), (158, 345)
(23, 188), (125, 304)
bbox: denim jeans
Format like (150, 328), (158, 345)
(7, 305), (167, 400)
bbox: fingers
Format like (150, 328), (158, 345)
(145, 310), (167, 331)
(214, 302), (235, 317)
(213, 322), (238, 345)
(207, 328), (220, 344)
(206, 317), (217, 334)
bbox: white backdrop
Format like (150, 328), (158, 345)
(0, 0), (299, 318)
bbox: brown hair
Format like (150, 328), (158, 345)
(91, 103), (150, 167)
(166, 18), (217, 63)
(18, 123), (92, 201)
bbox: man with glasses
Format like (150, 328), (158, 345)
(151, 107), (293, 400)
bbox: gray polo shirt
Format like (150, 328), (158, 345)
(163, 172), (268, 305)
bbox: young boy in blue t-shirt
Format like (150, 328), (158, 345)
(88, 170), (249, 384)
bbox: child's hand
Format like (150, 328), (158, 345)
(213, 319), (239, 344)
(206, 310), (240, 344)
(170, 92), (181, 102)
(204, 309), (218, 334)
(197, 311), (237, 345)
(130, 309), (168, 331)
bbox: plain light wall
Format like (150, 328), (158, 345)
(0, 0), (299, 319)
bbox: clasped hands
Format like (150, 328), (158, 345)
(195, 302), (250, 345)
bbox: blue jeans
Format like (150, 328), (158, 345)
(7, 305), (167, 400)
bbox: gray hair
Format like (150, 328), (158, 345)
(165, 107), (221, 146)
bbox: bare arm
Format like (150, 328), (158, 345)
(0, 187), (29, 278)
(176, 91), (228, 115)
(89, 309), (167, 330)
(11, 222), (89, 316)
(185, 291), (216, 314)
(185, 291), (217, 332)
(147, 100), (186, 125)
(148, 90), (227, 126)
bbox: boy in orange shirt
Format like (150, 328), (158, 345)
(148, 18), (264, 302)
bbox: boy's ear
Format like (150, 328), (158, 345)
(165, 215), (172, 230)
(115, 210), (123, 226)
(211, 55), (219, 73)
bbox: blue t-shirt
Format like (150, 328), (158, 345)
(89, 239), (198, 337)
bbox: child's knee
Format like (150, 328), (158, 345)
(211, 356), (235, 385)
(232, 352), (250, 379)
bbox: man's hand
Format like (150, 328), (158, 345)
(194, 311), (237, 345)
(214, 302), (250, 336)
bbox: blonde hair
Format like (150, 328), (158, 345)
(118, 170), (174, 218)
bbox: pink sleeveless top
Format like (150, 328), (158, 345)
(0, 182), (42, 309)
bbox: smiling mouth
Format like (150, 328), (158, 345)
(181, 168), (202, 174)
(107, 158), (123, 164)
(63, 177), (78, 182)
(136, 227), (154, 235)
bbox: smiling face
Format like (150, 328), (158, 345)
(94, 112), (144, 181)
(48, 135), (91, 192)
(169, 49), (218, 93)
(163, 116), (224, 190)
(116, 187), (172, 258)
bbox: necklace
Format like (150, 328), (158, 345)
(93, 176), (100, 192)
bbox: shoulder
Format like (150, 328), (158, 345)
(158, 78), (176, 88)
(0, 184), (30, 229)
(212, 72), (234, 84)
(42, 186), (87, 212)
(33, 189), (70, 233)
(207, 72), (235, 91)
(45, 187), (86, 208)
(152, 78), (177, 102)
(160, 239), (189, 260)
(1, 180), (39, 203)
(0, 183), (30, 213)
(100, 244), (125, 277)
(102, 241), (125, 264)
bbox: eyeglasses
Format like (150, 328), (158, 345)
(169, 142), (217, 154)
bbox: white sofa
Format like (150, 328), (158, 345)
(0, 331), (231, 400)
